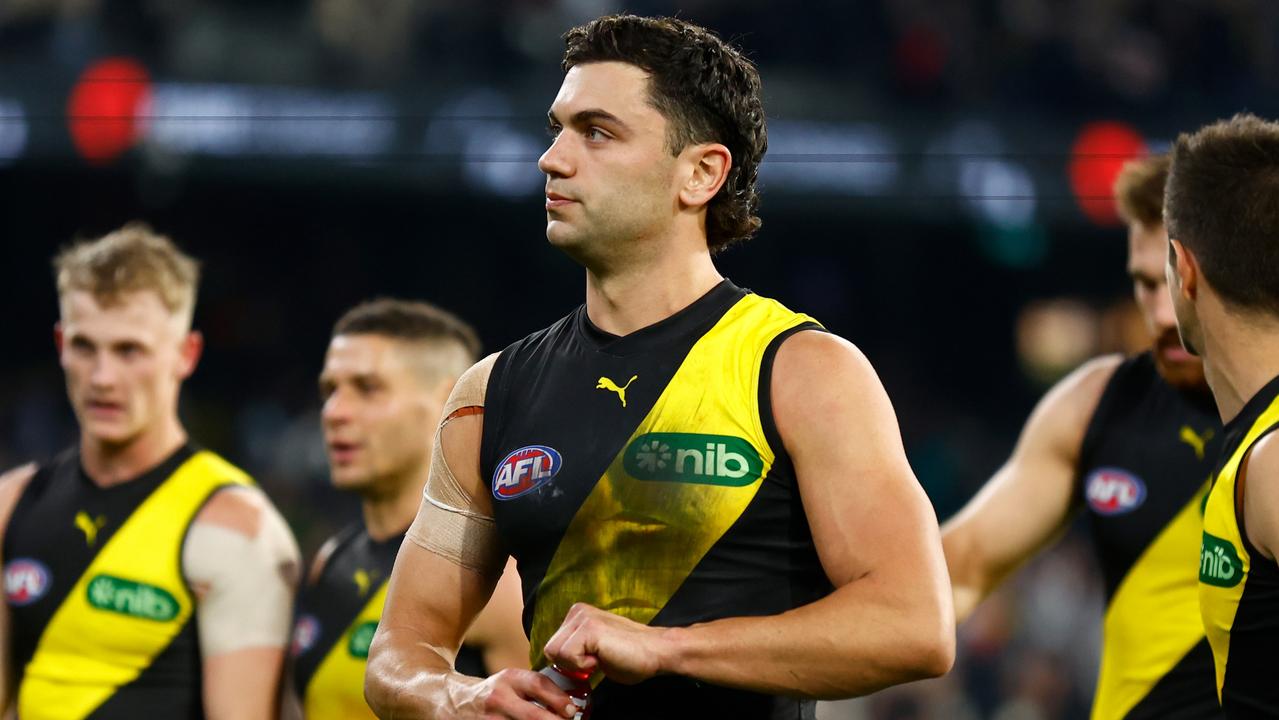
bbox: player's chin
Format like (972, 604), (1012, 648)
(330, 471), (373, 492)
(545, 221), (577, 246)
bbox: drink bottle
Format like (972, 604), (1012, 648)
(538, 664), (592, 719)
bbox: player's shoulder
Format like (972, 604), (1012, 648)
(0, 462), (38, 493)
(193, 485), (267, 535)
(305, 523), (363, 585)
(1057, 353), (1126, 393)
(1017, 354), (1127, 456)
(1247, 429), (1279, 480)
(0, 462), (39, 535)
(447, 352), (500, 409)
(1243, 428), (1279, 557)
(773, 329), (875, 384)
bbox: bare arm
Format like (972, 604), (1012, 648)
(544, 331), (955, 698)
(466, 557), (531, 673)
(942, 355), (1120, 620)
(365, 358), (575, 720)
(1243, 432), (1279, 561)
(0, 464), (37, 715)
(186, 487), (301, 720)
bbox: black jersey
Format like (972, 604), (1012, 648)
(292, 524), (488, 720)
(1076, 352), (1223, 719)
(482, 280), (829, 720)
(2, 444), (252, 720)
(1199, 372), (1279, 718)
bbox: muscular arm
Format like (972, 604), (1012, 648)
(1243, 432), (1279, 561)
(185, 486), (301, 720)
(365, 357), (574, 720)
(0, 464), (37, 715)
(942, 355), (1120, 621)
(545, 331), (953, 698)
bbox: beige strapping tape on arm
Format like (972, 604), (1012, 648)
(407, 354), (506, 576)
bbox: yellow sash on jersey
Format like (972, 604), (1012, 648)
(1199, 394), (1279, 700)
(1091, 482), (1210, 720)
(303, 581), (388, 720)
(529, 294), (817, 663)
(17, 451), (252, 720)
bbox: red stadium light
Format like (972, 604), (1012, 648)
(1068, 121), (1147, 227)
(67, 57), (152, 165)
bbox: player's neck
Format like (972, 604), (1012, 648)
(80, 417), (188, 487)
(361, 467), (426, 542)
(1201, 305), (1279, 424)
(583, 245), (722, 336)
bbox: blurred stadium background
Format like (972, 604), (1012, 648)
(2, 1), (1278, 717)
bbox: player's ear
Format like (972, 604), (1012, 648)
(1168, 239), (1198, 301)
(53, 322), (64, 354)
(177, 330), (204, 379)
(678, 143), (731, 210)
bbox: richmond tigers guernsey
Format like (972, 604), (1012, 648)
(2, 444), (252, 720)
(1077, 352), (1223, 719)
(482, 280), (830, 720)
(292, 525), (487, 720)
(1199, 372), (1279, 718)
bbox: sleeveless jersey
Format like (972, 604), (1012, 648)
(2, 444), (252, 720)
(292, 525), (487, 720)
(1077, 352), (1223, 719)
(1199, 372), (1279, 717)
(482, 280), (830, 720)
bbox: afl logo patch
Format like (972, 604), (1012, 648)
(4, 558), (51, 606)
(1086, 468), (1147, 515)
(493, 445), (562, 500)
(291, 614), (320, 656)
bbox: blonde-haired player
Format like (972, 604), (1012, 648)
(0, 224), (300, 720)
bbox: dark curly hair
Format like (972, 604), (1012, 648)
(562, 15), (767, 253)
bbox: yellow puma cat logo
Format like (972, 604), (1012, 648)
(1180, 425), (1214, 460)
(596, 375), (638, 408)
(74, 511), (107, 548)
(353, 569), (372, 597)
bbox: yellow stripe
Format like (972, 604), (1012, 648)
(1090, 482), (1209, 720)
(303, 582), (388, 720)
(17, 451), (252, 720)
(1200, 394), (1279, 700)
(529, 294), (816, 664)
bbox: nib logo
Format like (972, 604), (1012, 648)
(348, 620), (378, 658)
(1200, 533), (1244, 588)
(86, 574), (179, 622)
(623, 433), (762, 486)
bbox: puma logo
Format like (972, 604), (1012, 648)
(1180, 425), (1214, 460)
(353, 569), (373, 597)
(596, 375), (638, 408)
(74, 511), (107, 548)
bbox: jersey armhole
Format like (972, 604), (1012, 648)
(758, 322), (826, 476)
(1074, 355), (1136, 499)
(479, 349), (514, 486)
(1234, 423), (1279, 560)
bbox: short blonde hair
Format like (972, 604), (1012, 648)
(54, 223), (201, 329)
(1113, 154), (1170, 229)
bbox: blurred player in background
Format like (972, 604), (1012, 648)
(366, 13), (953, 720)
(288, 298), (527, 719)
(0, 224), (300, 719)
(1164, 114), (1279, 717)
(943, 154), (1223, 719)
